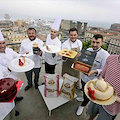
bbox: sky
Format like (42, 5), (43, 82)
(0, 0), (120, 27)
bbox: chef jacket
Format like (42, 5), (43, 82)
(82, 47), (110, 83)
(0, 47), (19, 76)
(19, 38), (44, 68)
(0, 66), (16, 120)
(45, 34), (61, 65)
(61, 39), (82, 62)
(62, 39), (82, 50)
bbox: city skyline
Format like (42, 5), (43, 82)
(0, 0), (120, 24)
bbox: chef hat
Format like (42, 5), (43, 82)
(51, 16), (62, 31)
(0, 30), (4, 41)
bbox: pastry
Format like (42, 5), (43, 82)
(87, 79), (114, 100)
(46, 46), (51, 51)
(19, 58), (24, 66)
(0, 78), (17, 102)
(69, 50), (73, 54)
(74, 63), (90, 73)
(22, 57), (25, 63)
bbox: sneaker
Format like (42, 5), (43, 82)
(76, 106), (84, 116)
(76, 97), (84, 102)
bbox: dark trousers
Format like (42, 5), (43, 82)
(25, 67), (41, 86)
(81, 80), (90, 106)
(45, 62), (56, 74)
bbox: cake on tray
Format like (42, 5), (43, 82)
(0, 78), (17, 102)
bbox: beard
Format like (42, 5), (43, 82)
(29, 36), (36, 41)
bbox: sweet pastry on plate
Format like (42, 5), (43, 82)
(0, 78), (17, 102)
(87, 79), (114, 100)
(19, 58), (24, 66)
(46, 46), (51, 51)
(22, 57), (25, 63)
(18, 57), (26, 66)
(69, 50), (73, 54)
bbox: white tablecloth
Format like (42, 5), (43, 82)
(0, 101), (15, 120)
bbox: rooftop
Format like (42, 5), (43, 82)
(13, 60), (120, 120)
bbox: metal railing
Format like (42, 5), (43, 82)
(6, 39), (120, 55)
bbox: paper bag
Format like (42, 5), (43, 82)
(44, 74), (59, 97)
(59, 73), (78, 100)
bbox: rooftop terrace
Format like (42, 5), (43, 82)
(11, 60), (120, 120)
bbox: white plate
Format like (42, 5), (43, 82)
(8, 57), (35, 72)
(43, 45), (61, 53)
(21, 52), (33, 57)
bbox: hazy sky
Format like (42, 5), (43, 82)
(0, 0), (120, 23)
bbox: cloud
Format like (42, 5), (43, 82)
(0, 0), (120, 23)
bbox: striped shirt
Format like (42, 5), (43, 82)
(100, 55), (120, 115)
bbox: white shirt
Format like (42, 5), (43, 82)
(45, 34), (61, 65)
(0, 66), (15, 120)
(19, 38), (44, 68)
(61, 39), (82, 62)
(0, 47), (19, 68)
(82, 47), (110, 83)
(0, 47), (19, 76)
(62, 39), (82, 50)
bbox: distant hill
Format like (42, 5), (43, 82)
(110, 23), (120, 32)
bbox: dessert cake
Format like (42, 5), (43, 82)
(0, 78), (17, 102)
(46, 46), (51, 51)
(87, 79), (114, 100)
(19, 57), (25, 66)
(74, 62), (90, 73)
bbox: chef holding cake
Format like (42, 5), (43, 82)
(44, 16), (62, 74)
(76, 34), (110, 116)
(88, 55), (120, 120)
(0, 65), (21, 119)
(0, 30), (23, 101)
(0, 30), (19, 76)
(19, 28), (44, 90)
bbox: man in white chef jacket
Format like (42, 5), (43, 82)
(45, 16), (62, 74)
(76, 34), (110, 116)
(61, 27), (82, 79)
(0, 65), (21, 120)
(0, 30), (23, 101)
(19, 28), (44, 90)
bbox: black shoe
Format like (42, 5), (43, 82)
(42, 82), (45, 85)
(35, 84), (39, 89)
(15, 110), (19, 116)
(15, 96), (23, 102)
(24, 85), (31, 91)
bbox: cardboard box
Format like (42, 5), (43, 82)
(72, 49), (97, 74)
